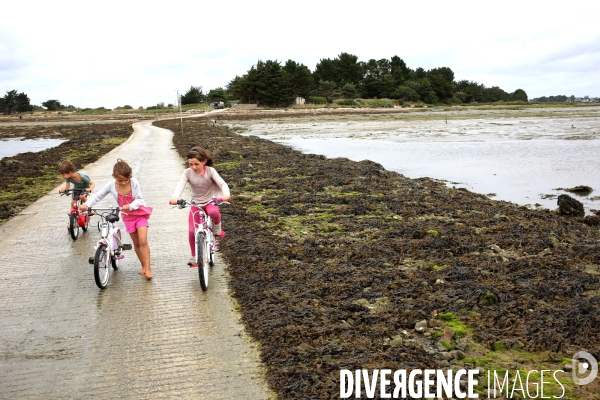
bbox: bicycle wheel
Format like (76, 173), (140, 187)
(69, 213), (79, 240)
(196, 234), (209, 291)
(94, 245), (110, 289)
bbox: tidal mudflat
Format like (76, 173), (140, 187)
(224, 106), (600, 215)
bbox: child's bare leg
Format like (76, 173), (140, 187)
(129, 227), (151, 279)
(127, 232), (144, 274)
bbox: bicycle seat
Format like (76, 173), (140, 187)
(106, 214), (120, 223)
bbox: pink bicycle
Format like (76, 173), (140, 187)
(86, 206), (132, 289)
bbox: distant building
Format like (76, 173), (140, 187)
(573, 96), (599, 103)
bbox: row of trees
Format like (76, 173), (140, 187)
(530, 95), (570, 102)
(0, 90), (33, 113)
(215, 53), (528, 107)
(226, 60), (313, 106)
(0, 90), (81, 113)
(3, 53), (530, 112)
(180, 86), (230, 106)
(41, 99), (77, 111)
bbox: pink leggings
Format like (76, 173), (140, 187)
(189, 204), (221, 256)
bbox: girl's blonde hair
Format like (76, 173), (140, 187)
(113, 158), (132, 178)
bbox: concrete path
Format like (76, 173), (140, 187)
(0, 120), (272, 399)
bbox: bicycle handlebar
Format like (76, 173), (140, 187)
(174, 197), (230, 209)
(87, 206), (120, 216)
(60, 188), (90, 196)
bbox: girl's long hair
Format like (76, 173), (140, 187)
(187, 147), (213, 167)
(113, 158), (133, 178)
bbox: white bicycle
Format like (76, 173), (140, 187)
(174, 198), (229, 291)
(87, 206), (132, 289)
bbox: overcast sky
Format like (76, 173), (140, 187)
(2, 0), (599, 109)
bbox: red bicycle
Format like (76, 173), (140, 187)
(61, 188), (91, 240)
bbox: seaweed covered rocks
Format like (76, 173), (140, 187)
(0, 122), (133, 223)
(156, 117), (600, 399)
(558, 194), (585, 217)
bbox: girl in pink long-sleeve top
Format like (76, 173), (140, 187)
(170, 147), (231, 267)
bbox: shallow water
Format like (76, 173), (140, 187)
(0, 138), (66, 159)
(236, 110), (600, 214)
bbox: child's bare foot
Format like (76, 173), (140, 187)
(145, 271), (153, 280)
(139, 269), (145, 275)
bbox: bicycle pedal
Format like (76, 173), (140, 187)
(88, 257), (94, 265)
(122, 244), (133, 250)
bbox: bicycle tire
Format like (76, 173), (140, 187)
(197, 234), (209, 291)
(69, 213), (79, 240)
(94, 245), (110, 289)
(111, 253), (119, 270)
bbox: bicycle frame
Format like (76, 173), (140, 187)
(63, 188), (87, 211)
(61, 189), (91, 240)
(174, 198), (229, 291)
(190, 204), (215, 256)
(88, 206), (128, 289)
(97, 210), (123, 257)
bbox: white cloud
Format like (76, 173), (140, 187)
(1, 0), (599, 107)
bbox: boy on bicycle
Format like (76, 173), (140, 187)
(58, 159), (95, 216)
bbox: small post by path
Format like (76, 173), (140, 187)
(177, 90), (183, 135)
